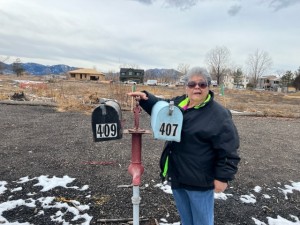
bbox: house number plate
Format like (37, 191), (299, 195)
(96, 123), (118, 138)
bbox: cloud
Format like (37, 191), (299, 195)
(134, 0), (199, 10)
(267, 0), (300, 11)
(163, 0), (199, 10)
(133, 0), (154, 4)
(228, 4), (242, 16)
(134, 0), (300, 12)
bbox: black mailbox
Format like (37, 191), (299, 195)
(92, 99), (123, 142)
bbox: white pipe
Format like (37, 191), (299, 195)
(132, 185), (141, 225)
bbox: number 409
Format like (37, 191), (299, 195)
(159, 123), (178, 136)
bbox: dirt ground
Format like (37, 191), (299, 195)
(0, 103), (299, 225)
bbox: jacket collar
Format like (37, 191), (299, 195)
(178, 90), (214, 110)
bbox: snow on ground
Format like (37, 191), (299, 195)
(155, 181), (300, 225)
(0, 181), (8, 194)
(253, 215), (300, 225)
(279, 182), (300, 199)
(1, 176), (300, 225)
(0, 175), (92, 225)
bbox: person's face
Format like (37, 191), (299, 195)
(186, 75), (209, 104)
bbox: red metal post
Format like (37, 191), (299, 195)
(128, 133), (144, 186)
(126, 99), (150, 186)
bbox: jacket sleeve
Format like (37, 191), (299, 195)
(138, 91), (161, 115)
(139, 91), (184, 115)
(212, 117), (240, 182)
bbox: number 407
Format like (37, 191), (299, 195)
(159, 123), (178, 136)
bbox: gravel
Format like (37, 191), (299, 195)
(0, 103), (299, 225)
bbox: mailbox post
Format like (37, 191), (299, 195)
(92, 97), (180, 225)
(124, 98), (151, 225)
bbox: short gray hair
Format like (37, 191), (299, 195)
(183, 67), (212, 86)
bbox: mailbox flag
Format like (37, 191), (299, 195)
(151, 101), (183, 142)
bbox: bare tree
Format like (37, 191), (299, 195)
(177, 63), (190, 76)
(106, 70), (119, 82)
(0, 56), (9, 74)
(119, 63), (140, 69)
(246, 49), (273, 87)
(12, 58), (25, 77)
(205, 46), (231, 85)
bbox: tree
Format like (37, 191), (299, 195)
(12, 58), (24, 76)
(0, 56), (9, 74)
(205, 46), (230, 85)
(232, 68), (244, 88)
(119, 63), (140, 69)
(292, 67), (300, 90)
(246, 49), (273, 87)
(281, 70), (294, 88)
(105, 70), (119, 82)
(177, 63), (190, 76)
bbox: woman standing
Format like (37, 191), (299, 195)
(128, 67), (240, 225)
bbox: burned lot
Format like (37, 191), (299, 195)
(0, 104), (299, 225)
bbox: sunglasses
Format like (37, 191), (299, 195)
(187, 81), (208, 89)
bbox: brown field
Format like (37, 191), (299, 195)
(1, 74), (300, 117)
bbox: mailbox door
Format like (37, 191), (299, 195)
(151, 101), (183, 142)
(92, 101), (122, 142)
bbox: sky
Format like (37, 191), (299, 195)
(1, 175), (300, 224)
(0, 0), (300, 74)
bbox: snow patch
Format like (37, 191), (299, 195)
(240, 194), (256, 204)
(214, 192), (233, 200)
(11, 187), (23, 192)
(154, 182), (172, 194)
(253, 215), (300, 225)
(254, 186), (262, 193)
(0, 181), (7, 194)
(279, 182), (300, 199)
(0, 176), (92, 224)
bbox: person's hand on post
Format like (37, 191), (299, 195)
(127, 91), (148, 101)
(214, 180), (228, 193)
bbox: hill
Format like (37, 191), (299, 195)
(0, 62), (77, 75)
(0, 62), (183, 78)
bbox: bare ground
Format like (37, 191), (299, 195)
(0, 103), (299, 225)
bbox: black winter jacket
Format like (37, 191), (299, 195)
(139, 90), (240, 190)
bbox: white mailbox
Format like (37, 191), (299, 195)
(151, 101), (183, 142)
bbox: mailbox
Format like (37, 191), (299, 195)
(151, 101), (183, 142)
(92, 99), (123, 142)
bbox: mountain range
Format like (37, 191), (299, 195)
(0, 62), (183, 78)
(0, 62), (78, 76)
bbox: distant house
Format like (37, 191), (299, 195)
(175, 75), (186, 86)
(120, 68), (144, 83)
(223, 75), (235, 89)
(257, 75), (280, 90)
(222, 74), (250, 89)
(68, 68), (105, 81)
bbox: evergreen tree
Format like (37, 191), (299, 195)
(233, 68), (243, 88)
(281, 70), (294, 88)
(293, 67), (300, 90)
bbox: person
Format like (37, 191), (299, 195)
(128, 67), (240, 225)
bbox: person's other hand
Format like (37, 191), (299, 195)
(127, 91), (148, 100)
(214, 180), (228, 193)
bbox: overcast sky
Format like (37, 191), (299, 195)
(0, 0), (299, 74)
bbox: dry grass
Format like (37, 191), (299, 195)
(1, 75), (300, 117)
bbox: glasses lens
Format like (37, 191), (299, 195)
(187, 81), (207, 89)
(187, 81), (196, 88)
(199, 82), (208, 89)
